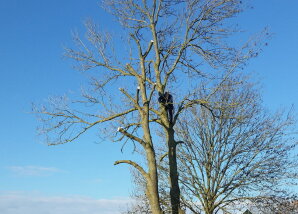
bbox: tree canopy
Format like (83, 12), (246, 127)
(34, 1), (297, 213)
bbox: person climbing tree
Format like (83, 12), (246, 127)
(158, 92), (174, 123)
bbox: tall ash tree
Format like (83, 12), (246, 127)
(34, 1), (266, 213)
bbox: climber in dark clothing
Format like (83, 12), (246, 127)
(158, 92), (174, 123)
(158, 92), (166, 104)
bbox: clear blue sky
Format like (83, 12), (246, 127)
(0, 0), (298, 213)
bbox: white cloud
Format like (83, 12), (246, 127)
(0, 191), (132, 214)
(7, 166), (65, 176)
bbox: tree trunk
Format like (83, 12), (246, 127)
(142, 108), (163, 214)
(204, 200), (216, 214)
(167, 127), (182, 214)
(146, 146), (164, 214)
(205, 208), (215, 214)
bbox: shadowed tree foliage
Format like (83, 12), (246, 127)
(34, 1), (269, 213)
(251, 197), (298, 214)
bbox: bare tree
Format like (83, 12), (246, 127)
(175, 77), (298, 214)
(34, 1), (265, 213)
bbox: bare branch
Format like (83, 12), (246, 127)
(117, 127), (146, 147)
(115, 160), (149, 180)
